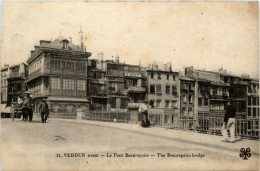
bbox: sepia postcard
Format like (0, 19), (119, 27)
(1, 1), (259, 170)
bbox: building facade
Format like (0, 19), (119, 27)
(26, 36), (92, 118)
(1, 64), (9, 105)
(146, 64), (180, 112)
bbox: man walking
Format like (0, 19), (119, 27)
(222, 99), (236, 143)
(39, 99), (49, 123)
(138, 100), (150, 127)
(23, 92), (33, 122)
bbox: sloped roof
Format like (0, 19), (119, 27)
(46, 36), (82, 51)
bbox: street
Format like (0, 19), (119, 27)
(1, 117), (259, 171)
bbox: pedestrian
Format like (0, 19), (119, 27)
(17, 95), (25, 121)
(138, 100), (150, 127)
(221, 99), (236, 143)
(23, 92), (33, 122)
(39, 98), (49, 123)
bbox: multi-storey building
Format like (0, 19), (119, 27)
(179, 75), (195, 128)
(89, 56), (146, 113)
(146, 63), (180, 112)
(183, 67), (230, 129)
(1, 64), (9, 104)
(26, 35), (92, 118)
(247, 78), (259, 119)
(1, 64), (9, 116)
(219, 70), (248, 119)
(6, 63), (28, 104)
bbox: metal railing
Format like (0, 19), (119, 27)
(84, 111), (131, 123)
(196, 113), (259, 139)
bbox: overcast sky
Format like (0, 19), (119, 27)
(1, 1), (259, 78)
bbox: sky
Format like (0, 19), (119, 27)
(1, 1), (259, 78)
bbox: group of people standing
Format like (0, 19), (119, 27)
(17, 92), (49, 123)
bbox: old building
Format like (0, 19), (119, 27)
(247, 78), (259, 119)
(183, 67), (230, 130)
(1, 64), (9, 116)
(26, 34), (92, 118)
(219, 70), (247, 119)
(88, 56), (147, 113)
(1, 64), (9, 104)
(145, 63), (179, 125)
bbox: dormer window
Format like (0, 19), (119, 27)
(61, 39), (69, 50)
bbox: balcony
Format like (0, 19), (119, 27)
(209, 95), (228, 101)
(128, 102), (145, 109)
(126, 86), (146, 92)
(124, 71), (142, 78)
(248, 90), (259, 96)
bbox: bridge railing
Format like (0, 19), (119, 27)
(84, 111), (131, 123)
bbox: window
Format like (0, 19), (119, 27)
(198, 97), (203, 106)
(182, 95), (187, 102)
(188, 83), (192, 90)
(63, 78), (75, 91)
(111, 98), (116, 108)
(155, 100), (161, 108)
(150, 85), (155, 94)
(120, 99), (127, 109)
(156, 85), (161, 94)
(77, 62), (86, 70)
(171, 101), (177, 108)
(173, 75), (176, 81)
(77, 79), (86, 91)
(188, 95), (193, 103)
(248, 107), (251, 117)
(167, 75), (169, 80)
(182, 107), (186, 114)
(172, 86), (177, 95)
(151, 73), (154, 79)
(248, 97), (252, 106)
(166, 85), (170, 94)
(188, 108), (193, 114)
(204, 98), (208, 106)
(149, 100), (155, 108)
(158, 74), (161, 80)
(253, 97), (257, 106)
(165, 100), (170, 108)
(253, 108), (256, 117)
(51, 77), (61, 90)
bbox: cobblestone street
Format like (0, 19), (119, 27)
(1, 117), (259, 170)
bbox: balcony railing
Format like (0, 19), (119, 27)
(126, 86), (146, 92)
(128, 102), (145, 108)
(124, 72), (142, 77)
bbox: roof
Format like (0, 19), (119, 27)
(90, 69), (105, 73)
(46, 36), (82, 51)
(146, 70), (179, 74)
(179, 75), (196, 81)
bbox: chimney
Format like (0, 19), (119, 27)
(112, 56), (114, 62)
(34, 46), (40, 52)
(115, 56), (119, 63)
(40, 40), (51, 47)
(31, 50), (35, 57)
(69, 37), (72, 43)
(139, 60), (141, 66)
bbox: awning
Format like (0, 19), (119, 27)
(1, 104), (11, 113)
(47, 97), (89, 103)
